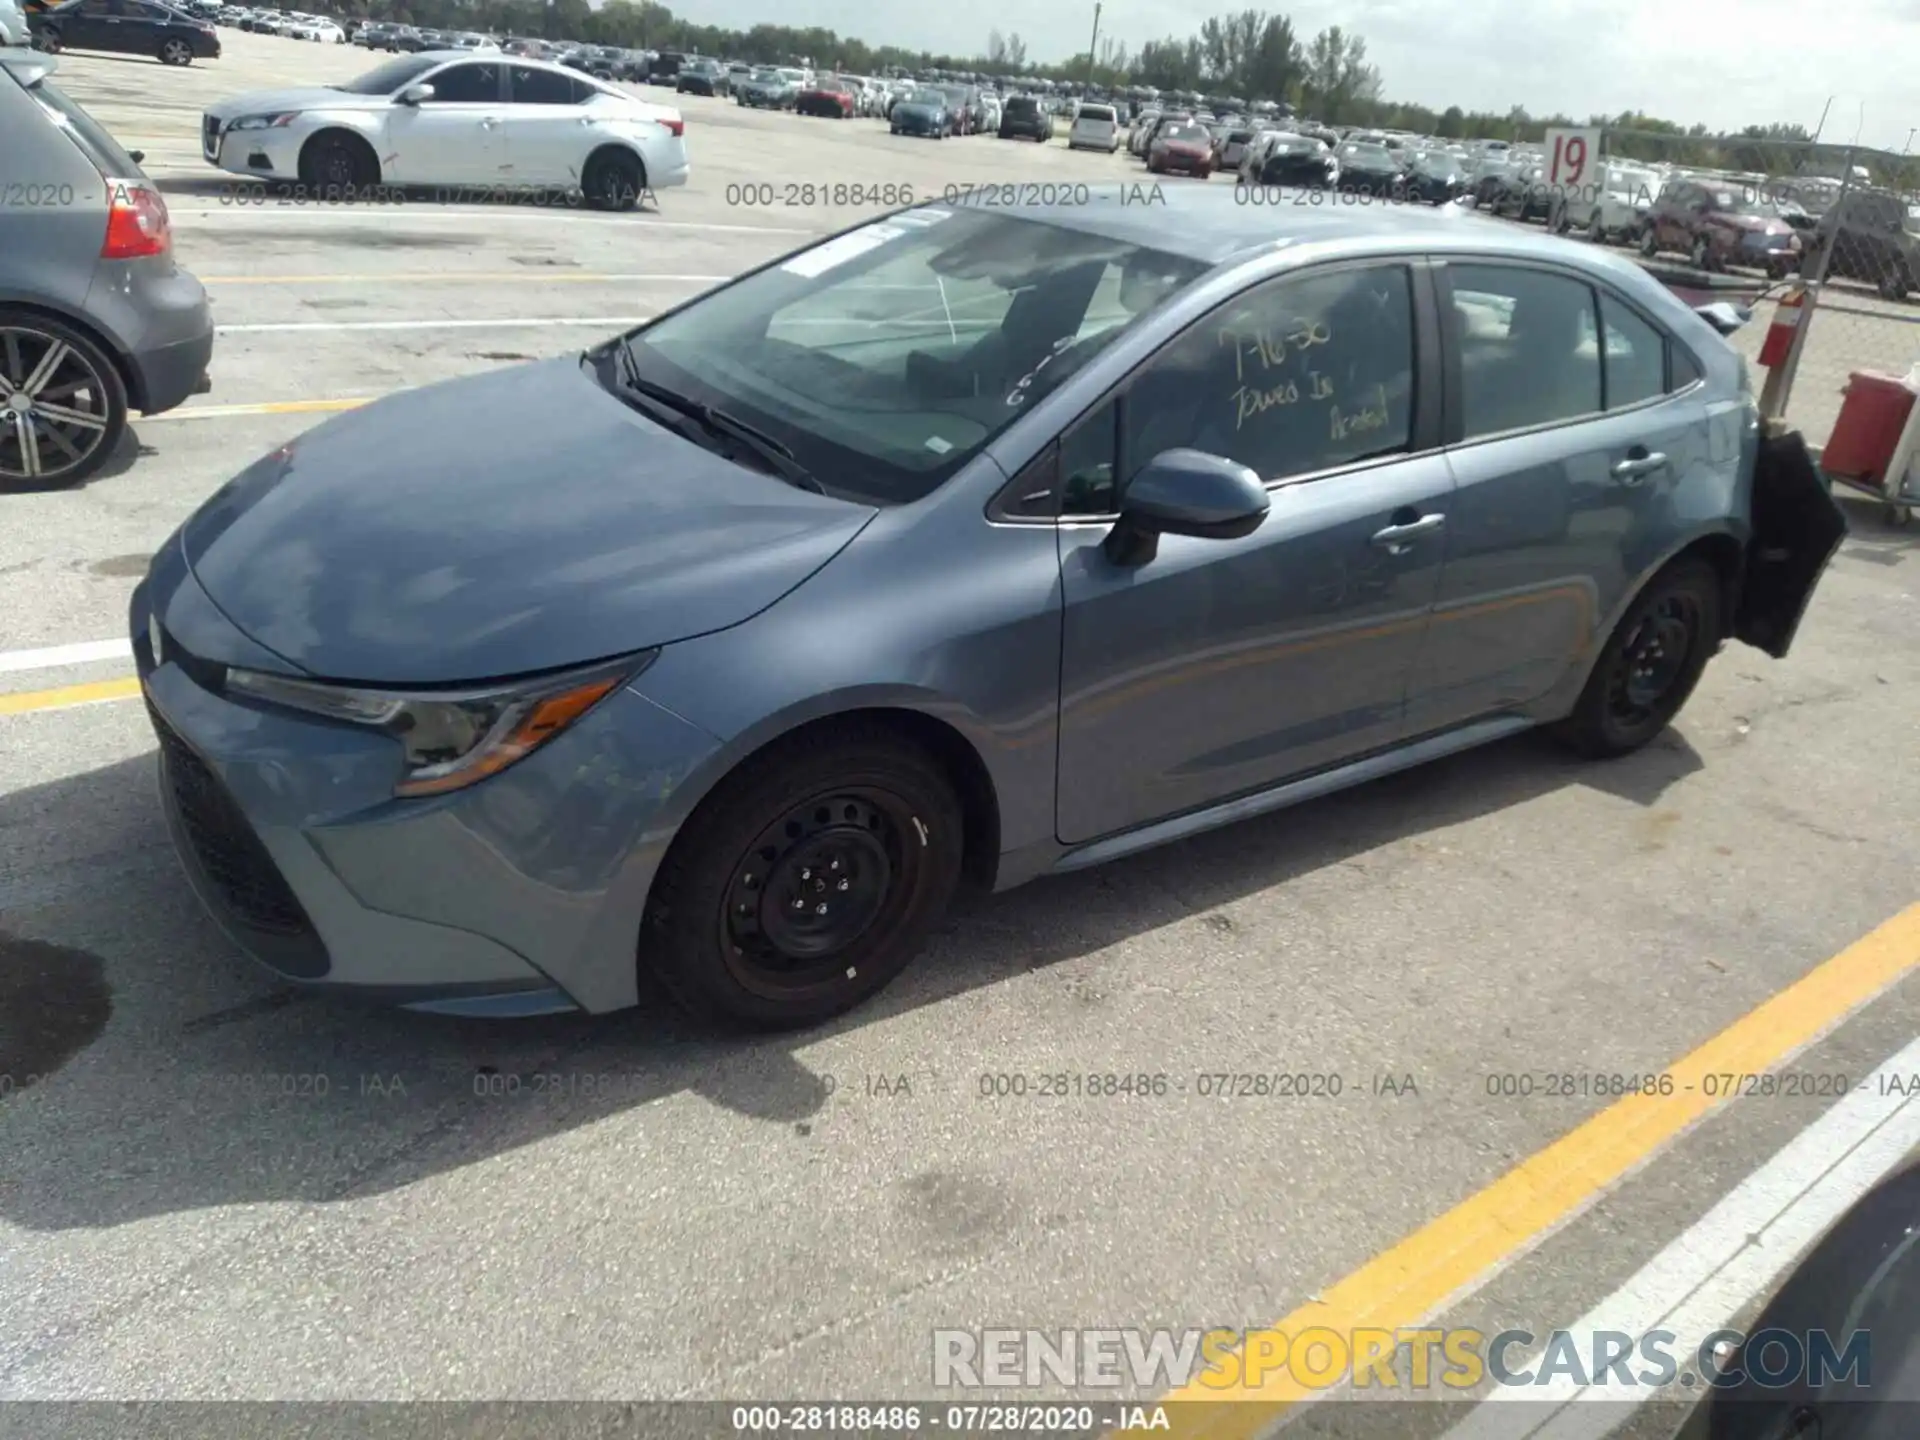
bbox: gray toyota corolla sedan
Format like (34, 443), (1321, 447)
(131, 187), (1844, 1029)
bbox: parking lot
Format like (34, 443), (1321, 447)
(4, 31), (1920, 1430)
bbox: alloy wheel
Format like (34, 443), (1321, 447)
(0, 327), (113, 485)
(1606, 593), (1699, 728)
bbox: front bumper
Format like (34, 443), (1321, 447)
(131, 551), (725, 1016)
(204, 121), (301, 180)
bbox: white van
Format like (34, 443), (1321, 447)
(1069, 103), (1120, 153)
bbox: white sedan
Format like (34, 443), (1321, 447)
(201, 52), (689, 208)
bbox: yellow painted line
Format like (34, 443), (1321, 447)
(0, 677), (142, 716)
(1152, 900), (1920, 1439)
(141, 397), (374, 422)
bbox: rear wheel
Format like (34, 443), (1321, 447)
(1690, 234), (1714, 270)
(34, 26), (62, 51)
(1552, 559), (1722, 758)
(1639, 225), (1660, 257)
(1588, 211), (1606, 244)
(159, 36), (193, 64)
(0, 311), (128, 493)
(1877, 266), (1910, 302)
(642, 726), (964, 1030)
(582, 148), (645, 211)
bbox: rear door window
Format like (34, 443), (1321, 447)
(426, 62), (501, 103)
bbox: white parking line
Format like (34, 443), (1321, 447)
(168, 208), (818, 234)
(1439, 1035), (1920, 1440)
(216, 316), (649, 333)
(0, 638), (132, 675)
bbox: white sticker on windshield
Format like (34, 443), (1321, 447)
(780, 225), (899, 278)
(925, 436), (954, 454)
(889, 207), (954, 228)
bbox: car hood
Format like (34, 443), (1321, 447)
(208, 84), (390, 117)
(179, 357), (880, 685)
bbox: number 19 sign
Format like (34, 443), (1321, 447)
(1545, 128), (1601, 201)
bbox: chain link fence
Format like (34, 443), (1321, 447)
(1522, 128), (1920, 449)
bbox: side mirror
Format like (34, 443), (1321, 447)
(1103, 449), (1270, 566)
(399, 82), (433, 104)
(1694, 302), (1750, 336)
(128, 150), (145, 164)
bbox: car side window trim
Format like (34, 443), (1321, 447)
(987, 257), (1445, 528)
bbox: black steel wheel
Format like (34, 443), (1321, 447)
(1554, 559), (1722, 758)
(0, 313), (127, 492)
(642, 725), (964, 1030)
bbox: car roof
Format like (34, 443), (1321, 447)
(0, 49), (58, 84)
(986, 183), (1688, 286)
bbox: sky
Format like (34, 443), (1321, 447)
(668, 0), (1920, 152)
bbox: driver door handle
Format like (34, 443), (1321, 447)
(1612, 449), (1667, 484)
(479, 116), (501, 128)
(1370, 512), (1446, 553)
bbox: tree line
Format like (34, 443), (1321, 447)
(319, 0), (1904, 174)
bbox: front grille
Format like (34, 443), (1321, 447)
(147, 698), (329, 975)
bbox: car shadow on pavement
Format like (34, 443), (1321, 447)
(0, 726), (1700, 1231)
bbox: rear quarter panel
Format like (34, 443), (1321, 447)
(0, 78), (107, 324)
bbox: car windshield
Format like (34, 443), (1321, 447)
(619, 209), (1208, 506)
(1413, 153), (1455, 174)
(1344, 144), (1393, 165)
(750, 69), (780, 82)
(904, 90), (943, 106)
(331, 55), (441, 93)
(1161, 124), (1206, 142)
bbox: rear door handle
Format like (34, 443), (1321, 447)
(1612, 450), (1668, 484)
(1370, 512), (1446, 553)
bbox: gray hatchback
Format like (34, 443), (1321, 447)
(132, 190), (1843, 1030)
(0, 51), (213, 490)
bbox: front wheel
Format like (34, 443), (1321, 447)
(641, 726), (964, 1030)
(1552, 559), (1722, 758)
(1639, 226), (1660, 257)
(34, 26), (62, 51)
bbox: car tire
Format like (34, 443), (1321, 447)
(582, 147), (645, 212)
(34, 25), (61, 50)
(159, 36), (193, 63)
(1550, 201), (1570, 234)
(1552, 559), (1722, 760)
(1690, 235), (1713, 271)
(1588, 211), (1607, 244)
(642, 724), (965, 1031)
(1877, 267), (1910, 302)
(0, 309), (129, 494)
(297, 130), (379, 192)
(1638, 226), (1660, 257)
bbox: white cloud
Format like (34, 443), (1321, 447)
(670, 0), (1920, 150)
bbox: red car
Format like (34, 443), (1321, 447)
(1638, 178), (1804, 279)
(795, 74), (857, 118)
(1148, 121), (1214, 178)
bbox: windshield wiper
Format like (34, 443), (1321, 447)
(612, 340), (827, 494)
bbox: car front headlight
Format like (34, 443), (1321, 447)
(229, 112), (300, 130)
(224, 651), (656, 797)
